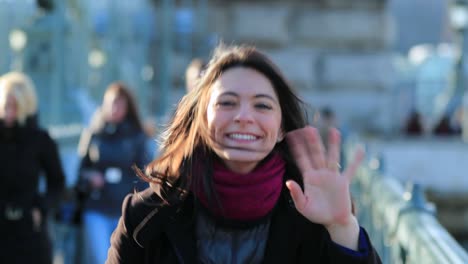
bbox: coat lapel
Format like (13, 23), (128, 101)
(262, 190), (299, 263)
(165, 196), (198, 264)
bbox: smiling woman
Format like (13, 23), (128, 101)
(106, 44), (382, 264)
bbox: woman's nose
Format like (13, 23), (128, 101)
(234, 105), (254, 124)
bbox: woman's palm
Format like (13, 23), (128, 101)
(285, 126), (363, 226)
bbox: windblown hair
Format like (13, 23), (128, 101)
(0, 72), (38, 125)
(139, 44), (308, 204)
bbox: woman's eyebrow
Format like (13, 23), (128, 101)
(255, 94), (278, 103)
(219, 91), (278, 103)
(219, 91), (238, 97)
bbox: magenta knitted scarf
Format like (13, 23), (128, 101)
(195, 153), (285, 221)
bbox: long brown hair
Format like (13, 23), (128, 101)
(139, 44), (308, 203)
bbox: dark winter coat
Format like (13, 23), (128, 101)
(107, 186), (382, 264)
(77, 120), (150, 216)
(0, 121), (65, 264)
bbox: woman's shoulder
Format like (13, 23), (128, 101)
(122, 187), (163, 223)
(120, 187), (180, 247)
(121, 121), (147, 138)
(34, 127), (54, 139)
(25, 126), (57, 146)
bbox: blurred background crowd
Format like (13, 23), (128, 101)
(1, 0), (466, 138)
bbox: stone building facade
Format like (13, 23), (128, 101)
(160, 0), (397, 135)
(0, 0), (397, 134)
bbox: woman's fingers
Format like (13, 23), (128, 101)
(302, 127), (326, 169)
(286, 129), (313, 172)
(327, 128), (341, 170)
(286, 180), (307, 212)
(343, 146), (365, 181)
(286, 126), (327, 171)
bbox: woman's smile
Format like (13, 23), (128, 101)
(226, 132), (260, 141)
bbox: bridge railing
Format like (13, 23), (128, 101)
(347, 143), (468, 264)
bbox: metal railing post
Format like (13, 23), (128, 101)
(347, 141), (468, 264)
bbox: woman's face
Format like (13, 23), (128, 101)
(207, 67), (283, 174)
(103, 93), (128, 124)
(0, 94), (18, 126)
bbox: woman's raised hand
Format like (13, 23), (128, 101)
(285, 126), (364, 248)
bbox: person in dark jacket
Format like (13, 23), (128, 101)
(185, 57), (207, 92)
(0, 72), (65, 264)
(433, 113), (456, 136)
(404, 110), (424, 136)
(106, 44), (382, 264)
(77, 81), (152, 264)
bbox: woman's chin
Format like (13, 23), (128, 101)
(217, 149), (269, 170)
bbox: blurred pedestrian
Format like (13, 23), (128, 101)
(76, 81), (152, 264)
(450, 106), (463, 135)
(107, 44), (381, 263)
(404, 110), (423, 136)
(185, 57), (206, 92)
(0, 72), (65, 264)
(433, 113), (456, 136)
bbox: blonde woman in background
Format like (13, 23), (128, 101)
(0, 72), (65, 264)
(1, 71), (39, 127)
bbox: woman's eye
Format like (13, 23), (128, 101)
(255, 103), (272, 110)
(217, 101), (235, 107)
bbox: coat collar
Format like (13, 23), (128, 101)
(262, 186), (299, 263)
(134, 173), (302, 263)
(167, 186), (299, 264)
(165, 200), (198, 263)
(133, 191), (199, 263)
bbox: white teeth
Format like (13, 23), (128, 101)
(229, 133), (257, 140)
